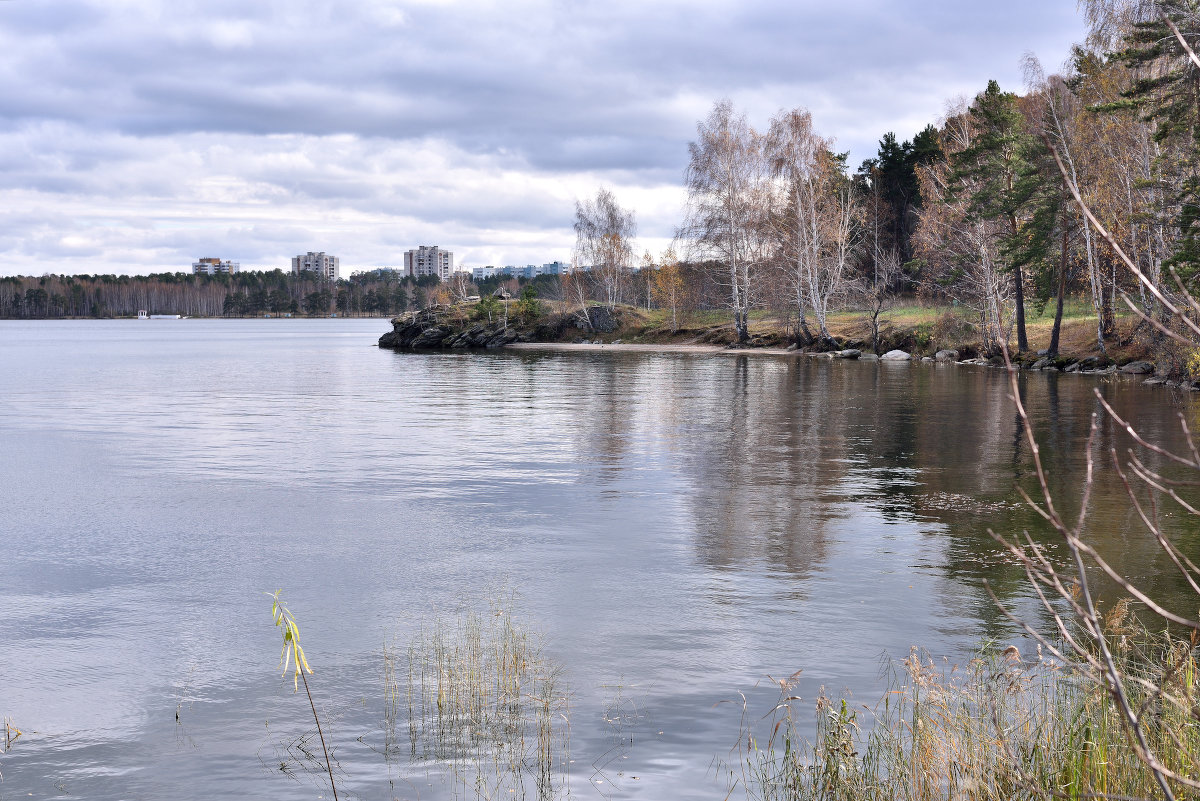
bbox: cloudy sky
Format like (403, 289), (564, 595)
(0, 0), (1083, 277)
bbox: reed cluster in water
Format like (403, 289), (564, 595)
(730, 610), (1200, 801)
(384, 596), (570, 799)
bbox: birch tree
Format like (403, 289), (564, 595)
(573, 188), (636, 311)
(683, 99), (769, 343)
(765, 108), (862, 344)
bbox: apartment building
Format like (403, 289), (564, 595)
(192, 258), (240, 275)
(404, 246), (454, 281)
(291, 252), (340, 281)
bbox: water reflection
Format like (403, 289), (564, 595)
(3, 320), (1200, 801)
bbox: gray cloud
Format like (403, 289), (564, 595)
(0, 0), (1084, 275)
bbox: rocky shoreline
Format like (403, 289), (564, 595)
(377, 305), (620, 351)
(379, 306), (1192, 389)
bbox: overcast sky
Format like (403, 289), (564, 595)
(0, 0), (1084, 276)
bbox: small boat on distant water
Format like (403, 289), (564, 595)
(137, 311), (186, 320)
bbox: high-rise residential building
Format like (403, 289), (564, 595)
(291, 252), (340, 281)
(404, 246), (454, 282)
(192, 257), (240, 275)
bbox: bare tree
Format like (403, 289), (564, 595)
(765, 108), (862, 345)
(561, 262), (592, 328)
(448, 271), (473, 303)
(683, 99), (770, 344)
(858, 248), (904, 355)
(574, 188), (636, 311)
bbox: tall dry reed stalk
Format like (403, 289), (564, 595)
(384, 595), (570, 800)
(730, 618), (1200, 800)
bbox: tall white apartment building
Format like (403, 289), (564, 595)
(192, 257), (240, 275)
(404, 246), (454, 281)
(291, 252), (340, 281)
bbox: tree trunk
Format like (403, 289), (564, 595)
(1048, 224), (1068, 357)
(1011, 212), (1029, 352)
(1013, 268), (1029, 352)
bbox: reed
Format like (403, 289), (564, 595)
(733, 619), (1200, 800)
(384, 595), (570, 799)
(2, 717), (20, 753)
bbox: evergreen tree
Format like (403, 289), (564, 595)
(950, 80), (1039, 352)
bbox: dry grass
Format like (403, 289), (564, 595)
(727, 618), (1200, 801)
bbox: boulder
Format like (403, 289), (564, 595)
(786, 343), (799, 352)
(410, 326), (451, 348)
(881, 349), (911, 361)
(1144, 376), (1169, 385)
(921, 356), (934, 362)
(1030, 357), (1053, 370)
(1120, 360), (1154, 374)
(832, 349), (861, 359)
(934, 349), (959, 362)
(1064, 362), (1082, 373)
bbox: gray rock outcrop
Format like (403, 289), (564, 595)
(881, 349), (911, 361)
(379, 307), (520, 350)
(1120, 361), (1154, 374)
(575, 306), (618, 333)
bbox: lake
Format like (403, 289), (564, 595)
(1, 318), (1197, 800)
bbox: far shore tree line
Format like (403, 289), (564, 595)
(0, 268), (448, 319)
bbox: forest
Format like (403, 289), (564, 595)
(560, 0), (1200, 369)
(0, 268), (440, 319)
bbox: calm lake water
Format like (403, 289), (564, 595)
(2, 318), (1199, 800)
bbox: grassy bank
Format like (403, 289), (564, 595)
(500, 297), (1152, 367)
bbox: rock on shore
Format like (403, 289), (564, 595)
(379, 307), (520, 350)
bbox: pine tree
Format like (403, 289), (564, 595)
(950, 80), (1039, 352)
